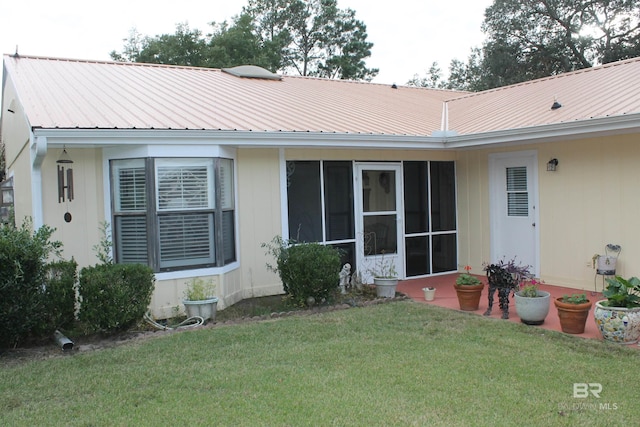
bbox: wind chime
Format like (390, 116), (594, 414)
(56, 147), (74, 222)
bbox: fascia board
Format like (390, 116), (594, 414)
(31, 112), (640, 150)
(32, 128), (450, 150)
(445, 114), (640, 149)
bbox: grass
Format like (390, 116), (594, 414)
(1, 301), (639, 426)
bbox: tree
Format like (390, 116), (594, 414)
(208, 13), (281, 71)
(110, 23), (211, 67)
(406, 62), (445, 89)
(110, 1), (377, 81)
(445, 0), (640, 91)
(244, 0), (378, 80)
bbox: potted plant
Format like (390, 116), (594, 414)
(554, 293), (592, 334)
(422, 287), (436, 301)
(483, 257), (529, 319)
(372, 253), (398, 298)
(514, 278), (551, 325)
(183, 277), (219, 322)
(593, 275), (640, 344)
(454, 265), (484, 311)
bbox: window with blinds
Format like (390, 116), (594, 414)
(506, 166), (528, 217)
(111, 158), (235, 271)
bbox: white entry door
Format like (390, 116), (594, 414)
(489, 151), (539, 275)
(355, 163), (404, 282)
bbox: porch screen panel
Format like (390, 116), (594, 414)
(405, 236), (429, 276)
(158, 213), (214, 268)
(364, 215), (397, 255)
(506, 166), (528, 217)
(432, 234), (457, 273)
(403, 162), (428, 234)
(431, 162), (456, 231)
(324, 161), (354, 241)
(331, 242), (356, 272)
(403, 160), (457, 277)
(287, 161), (322, 242)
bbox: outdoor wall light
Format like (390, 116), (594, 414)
(547, 158), (559, 172)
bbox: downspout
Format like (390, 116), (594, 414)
(30, 134), (46, 228)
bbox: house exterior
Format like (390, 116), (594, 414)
(2, 54), (640, 318)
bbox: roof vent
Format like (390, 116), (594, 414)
(551, 99), (562, 110)
(222, 65), (281, 80)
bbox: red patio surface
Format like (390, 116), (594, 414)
(397, 273), (637, 346)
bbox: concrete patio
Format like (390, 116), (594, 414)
(396, 273), (634, 345)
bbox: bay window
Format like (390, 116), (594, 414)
(111, 158), (235, 271)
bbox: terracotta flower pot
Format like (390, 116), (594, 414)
(454, 283), (484, 311)
(554, 298), (592, 334)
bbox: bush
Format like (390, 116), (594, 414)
(263, 237), (342, 306)
(44, 259), (78, 331)
(0, 221), (63, 348)
(78, 263), (155, 333)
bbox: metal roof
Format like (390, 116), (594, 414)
(3, 54), (640, 139)
(447, 57), (640, 135)
(2, 55), (457, 137)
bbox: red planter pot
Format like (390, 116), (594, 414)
(454, 283), (484, 311)
(554, 298), (592, 334)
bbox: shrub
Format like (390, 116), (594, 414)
(43, 259), (78, 331)
(0, 220), (63, 348)
(78, 263), (155, 333)
(263, 237), (342, 306)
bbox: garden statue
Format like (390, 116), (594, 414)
(484, 263), (517, 319)
(339, 263), (351, 294)
(484, 258), (532, 319)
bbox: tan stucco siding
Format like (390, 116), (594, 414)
(41, 148), (104, 267)
(537, 133), (638, 288)
(456, 133), (640, 291)
(1, 74), (31, 168)
(455, 150), (491, 273)
(2, 75), (33, 222)
(237, 148), (284, 298)
(8, 146), (33, 224)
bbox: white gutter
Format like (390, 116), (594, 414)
(31, 112), (640, 151)
(29, 134), (46, 227)
(446, 113), (640, 148)
(32, 129), (450, 150)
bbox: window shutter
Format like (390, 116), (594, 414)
(115, 216), (148, 264)
(114, 160), (146, 212)
(219, 159), (234, 209)
(157, 161), (213, 211)
(158, 213), (214, 268)
(506, 167), (528, 216)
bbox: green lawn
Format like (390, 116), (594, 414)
(1, 301), (638, 426)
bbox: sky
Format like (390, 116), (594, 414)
(0, 0), (493, 85)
